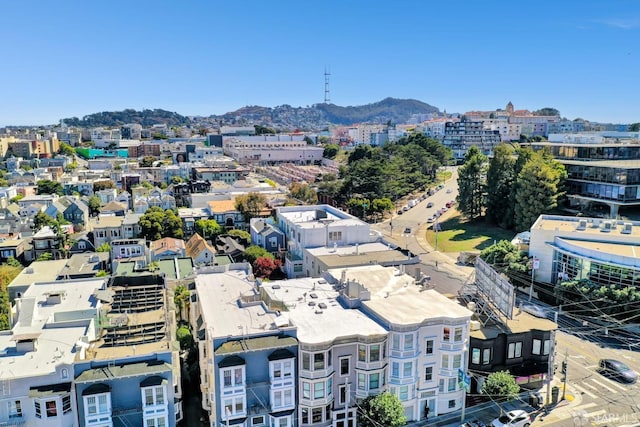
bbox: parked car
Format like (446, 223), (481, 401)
(445, 201), (452, 208)
(397, 210), (403, 215)
(427, 217), (435, 223)
(402, 206), (409, 212)
(598, 359), (638, 383)
(490, 410), (531, 427)
(446, 188), (452, 193)
(404, 227), (412, 234)
(427, 202), (434, 208)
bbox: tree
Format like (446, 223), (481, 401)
(533, 107), (560, 117)
(0, 264), (22, 330)
(485, 144), (516, 228)
(88, 195), (102, 216)
(5, 257), (22, 268)
(323, 144), (340, 159)
(254, 125), (276, 135)
(139, 207), (184, 241)
(33, 211), (56, 232)
(176, 325), (194, 350)
(37, 252), (53, 261)
(481, 370), (520, 401)
(171, 175), (184, 184)
(629, 123), (640, 132)
(9, 194), (24, 203)
(253, 256), (281, 278)
(235, 193), (268, 223)
(480, 240), (527, 273)
(174, 285), (191, 322)
(96, 270), (108, 277)
(195, 219), (223, 240)
(140, 156), (158, 167)
(59, 142), (76, 157)
(93, 180), (116, 192)
(371, 197), (394, 220)
(96, 242), (111, 252)
(290, 182), (318, 204)
(357, 392), (407, 427)
(244, 245), (272, 264)
(36, 179), (64, 196)
(514, 152), (566, 231)
(227, 229), (250, 241)
(456, 146), (487, 220)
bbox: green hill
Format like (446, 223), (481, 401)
(61, 108), (190, 127)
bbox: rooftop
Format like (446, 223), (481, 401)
(62, 252), (110, 277)
(308, 242), (412, 268)
(531, 215), (640, 239)
(0, 278), (106, 379)
(261, 277), (387, 346)
(327, 265), (472, 326)
(470, 308), (557, 340)
(8, 259), (68, 289)
(195, 267), (282, 339)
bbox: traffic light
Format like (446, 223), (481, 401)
(561, 361), (567, 375)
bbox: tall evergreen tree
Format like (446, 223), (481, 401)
(485, 144), (516, 228)
(456, 146), (487, 220)
(514, 152), (566, 231)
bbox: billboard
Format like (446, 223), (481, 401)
(475, 257), (515, 320)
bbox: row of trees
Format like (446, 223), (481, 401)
(457, 144), (567, 231)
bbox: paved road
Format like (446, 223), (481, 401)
(371, 167), (475, 295)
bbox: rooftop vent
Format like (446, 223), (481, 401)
(318, 303), (327, 309)
(307, 301), (316, 307)
(576, 219), (587, 231)
(601, 221), (613, 232)
(621, 222), (633, 234)
(25, 267), (34, 274)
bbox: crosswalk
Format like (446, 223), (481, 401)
(571, 372), (632, 399)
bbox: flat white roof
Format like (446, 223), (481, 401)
(195, 269), (281, 339)
(0, 278), (105, 380)
(307, 242), (395, 257)
(8, 260), (68, 288)
(261, 277), (386, 345)
(327, 265), (472, 326)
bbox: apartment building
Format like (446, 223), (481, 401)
(276, 205), (375, 278)
(442, 121), (501, 160)
(223, 136), (324, 166)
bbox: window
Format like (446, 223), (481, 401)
(404, 334), (414, 350)
(301, 408), (309, 424)
(448, 378), (456, 392)
(61, 368), (69, 379)
(358, 345), (366, 362)
(482, 348), (491, 365)
(391, 362), (399, 377)
(443, 327), (451, 341)
(532, 339), (541, 355)
(143, 386), (165, 406)
(46, 400), (57, 417)
(425, 339), (434, 355)
(252, 415), (266, 426)
(338, 385), (347, 405)
(302, 353), (310, 370)
(223, 396), (245, 418)
(424, 367), (433, 381)
(403, 362), (412, 377)
(328, 231), (342, 241)
(62, 395), (71, 414)
(471, 348), (480, 364)
(303, 382), (310, 399)
(454, 327), (463, 342)
(508, 342), (523, 359)
(392, 334), (400, 350)
(314, 353), (325, 370)
(340, 357), (350, 376)
(272, 360), (292, 379)
(221, 367), (244, 388)
(453, 354), (462, 369)
(8, 400), (22, 418)
(441, 354), (449, 369)
(369, 373), (380, 390)
(438, 379), (445, 393)
(145, 416), (167, 427)
(314, 382), (325, 399)
(543, 339), (551, 355)
(448, 399), (456, 409)
(399, 386), (409, 401)
(358, 373), (366, 390)
(369, 344), (380, 362)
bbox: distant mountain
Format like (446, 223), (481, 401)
(61, 108), (190, 127)
(59, 99), (440, 130)
(314, 98), (440, 125)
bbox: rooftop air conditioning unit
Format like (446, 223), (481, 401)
(601, 221), (613, 232)
(621, 222), (633, 234)
(576, 219), (587, 231)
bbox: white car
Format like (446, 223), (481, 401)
(490, 410), (531, 427)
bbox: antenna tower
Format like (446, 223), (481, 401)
(324, 68), (331, 104)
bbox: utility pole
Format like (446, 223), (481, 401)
(529, 257), (539, 301)
(561, 350), (568, 401)
(546, 329), (556, 407)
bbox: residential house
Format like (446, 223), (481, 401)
(95, 188), (118, 204)
(214, 235), (246, 263)
(61, 198), (89, 226)
(99, 201), (127, 217)
(0, 278), (107, 427)
(6, 259), (68, 301)
(0, 236), (27, 264)
(325, 265), (473, 420)
(18, 194), (58, 217)
(59, 252), (110, 279)
(185, 233), (216, 266)
(250, 218), (285, 254)
(75, 272), (182, 426)
(31, 225), (65, 260)
(177, 207), (209, 238)
(69, 232), (97, 254)
(193, 265), (299, 427)
(207, 199), (245, 230)
(276, 205), (375, 278)
(110, 238), (148, 271)
(89, 212), (142, 248)
(150, 237), (187, 261)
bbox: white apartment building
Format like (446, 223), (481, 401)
(325, 265), (472, 420)
(347, 125), (385, 144)
(223, 136), (324, 165)
(276, 205), (376, 278)
(481, 119), (522, 142)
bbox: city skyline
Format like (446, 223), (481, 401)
(1, 0), (639, 126)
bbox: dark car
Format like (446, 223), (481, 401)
(426, 202), (434, 208)
(397, 210), (403, 215)
(404, 227), (412, 234)
(599, 359), (638, 383)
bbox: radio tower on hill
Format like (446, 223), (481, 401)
(324, 67), (331, 104)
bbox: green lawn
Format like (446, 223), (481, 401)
(425, 213), (515, 253)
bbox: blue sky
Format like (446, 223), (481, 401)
(2, 1), (639, 126)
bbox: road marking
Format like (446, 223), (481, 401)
(581, 381), (601, 394)
(572, 383), (597, 399)
(585, 365), (598, 369)
(597, 375), (629, 392)
(570, 355), (587, 359)
(583, 409), (607, 419)
(571, 402), (597, 412)
(590, 378), (617, 394)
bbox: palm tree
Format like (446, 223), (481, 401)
(174, 285), (191, 322)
